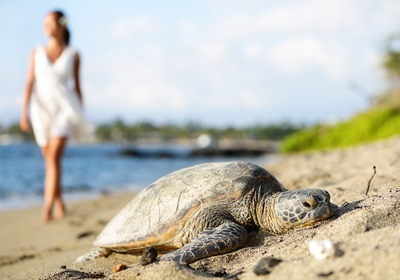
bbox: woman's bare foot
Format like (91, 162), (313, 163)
(54, 199), (66, 220)
(41, 204), (53, 223)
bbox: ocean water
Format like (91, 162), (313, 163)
(0, 143), (275, 211)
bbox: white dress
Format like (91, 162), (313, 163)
(30, 45), (89, 147)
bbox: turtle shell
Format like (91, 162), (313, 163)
(94, 161), (285, 251)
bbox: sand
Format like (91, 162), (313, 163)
(1, 136), (399, 279)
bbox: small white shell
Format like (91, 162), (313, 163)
(308, 239), (336, 260)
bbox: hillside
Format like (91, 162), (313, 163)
(281, 106), (400, 153)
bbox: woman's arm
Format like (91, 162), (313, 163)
(20, 49), (35, 132)
(74, 52), (83, 104)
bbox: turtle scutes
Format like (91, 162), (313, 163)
(76, 161), (336, 265)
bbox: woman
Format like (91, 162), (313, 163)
(20, 10), (86, 222)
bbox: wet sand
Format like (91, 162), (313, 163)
(1, 136), (399, 279)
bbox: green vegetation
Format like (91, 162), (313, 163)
(281, 34), (400, 153)
(94, 120), (302, 143)
(1, 119), (303, 144)
(0, 123), (35, 142)
(281, 106), (400, 152)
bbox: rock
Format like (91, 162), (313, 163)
(253, 257), (282, 275)
(140, 247), (158, 266)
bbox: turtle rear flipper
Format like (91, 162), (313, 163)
(161, 222), (248, 265)
(75, 247), (111, 263)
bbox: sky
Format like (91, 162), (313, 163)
(1, 0), (399, 127)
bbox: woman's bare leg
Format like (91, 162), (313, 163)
(41, 145), (51, 222)
(41, 137), (67, 222)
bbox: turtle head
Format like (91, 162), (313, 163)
(271, 189), (335, 233)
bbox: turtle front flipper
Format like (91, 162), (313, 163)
(161, 222), (248, 265)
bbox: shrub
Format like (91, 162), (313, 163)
(281, 107), (400, 153)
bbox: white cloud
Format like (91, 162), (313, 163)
(108, 16), (163, 43)
(244, 43), (262, 59)
(178, 20), (197, 34)
(373, 1), (400, 33)
(78, 1), (400, 125)
(198, 42), (227, 61)
(3, 0), (392, 127)
(0, 1), (394, 127)
(236, 89), (278, 110)
(257, 1), (363, 34)
(83, 47), (191, 122)
(0, 93), (22, 124)
(267, 37), (348, 80)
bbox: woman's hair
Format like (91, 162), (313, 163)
(51, 10), (71, 46)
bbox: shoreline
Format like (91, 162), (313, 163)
(1, 137), (400, 279)
(0, 153), (278, 213)
(0, 142), (278, 214)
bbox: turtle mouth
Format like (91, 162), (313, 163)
(294, 214), (332, 229)
(318, 202), (336, 220)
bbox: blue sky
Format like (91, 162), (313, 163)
(1, 1), (399, 127)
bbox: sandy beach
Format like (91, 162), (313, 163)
(1, 136), (399, 279)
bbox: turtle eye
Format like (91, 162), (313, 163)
(302, 201), (311, 208)
(302, 198), (317, 209)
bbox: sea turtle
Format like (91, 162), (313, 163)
(76, 161), (336, 265)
